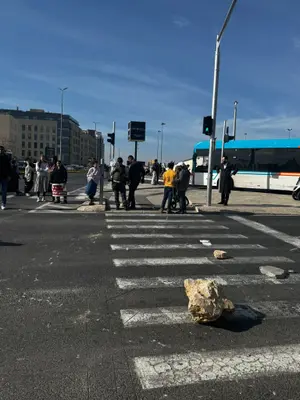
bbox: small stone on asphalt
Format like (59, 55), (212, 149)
(259, 266), (288, 279)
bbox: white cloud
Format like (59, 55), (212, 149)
(172, 16), (191, 28)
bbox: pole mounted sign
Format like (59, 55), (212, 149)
(128, 121), (146, 142)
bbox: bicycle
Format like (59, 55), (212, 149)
(171, 191), (189, 210)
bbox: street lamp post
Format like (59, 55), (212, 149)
(206, 0), (238, 207)
(244, 132), (247, 140)
(233, 100), (238, 139)
(157, 130), (161, 161)
(160, 123), (166, 165)
(93, 121), (101, 163)
(286, 128), (292, 139)
(59, 87), (68, 162)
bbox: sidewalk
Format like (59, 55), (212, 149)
(144, 185), (300, 215)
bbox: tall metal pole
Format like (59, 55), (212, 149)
(112, 121), (116, 158)
(134, 141), (138, 160)
(233, 101), (238, 139)
(59, 87), (68, 162)
(206, 0), (238, 207)
(157, 130), (161, 161)
(99, 133), (104, 205)
(93, 121), (100, 163)
(286, 128), (292, 139)
(160, 122), (166, 165)
(221, 120), (227, 161)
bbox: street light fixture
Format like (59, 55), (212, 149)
(59, 87), (68, 162)
(206, 0), (238, 206)
(160, 122), (166, 165)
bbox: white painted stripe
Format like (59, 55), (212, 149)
(29, 210), (80, 214)
(110, 243), (265, 251)
(134, 343), (300, 389)
(116, 273), (300, 289)
(113, 256), (293, 267)
(107, 225), (228, 230)
(106, 219), (213, 223)
(7, 194), (15, 199)
(28, 288), (84, 295)
(111, 233), (247, 239)
(121, 301), (300, 328)
(105, 213), (201, 217)
(229, 215), (300, 248)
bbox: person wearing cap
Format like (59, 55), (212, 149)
(0, 146), (12, 210)
(111, 157), (127, 210)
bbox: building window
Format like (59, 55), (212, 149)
(46, 143), (50, 148)
(46, 134), (50, 141)
(28, 142), (31, 148)
(52, 127), (56, 133)
(34, 125), (38, 132)
(22, 133), (25, 139)
(22, 150), (25, 157)
(34, 134), (37, 141)
(34, 151), (37, 157)
(46, 126), (50, 133)
(22, 124), (26, 131)
(40, 134), (44, 141)
(40, 125), (44, 132)
(28, 125), (32, 131)
(22, 142), (25, 148)
(34, 142), (37, 149)
(40, 143), (43, 149)
(28, 151), (31, 157)
(52, 136), (56, 142)
(28, 133), (32, 140)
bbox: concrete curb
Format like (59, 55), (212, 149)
(77, 197), (108, 212)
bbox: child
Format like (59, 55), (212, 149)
(86, 160), (101, 205)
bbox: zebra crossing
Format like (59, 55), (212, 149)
(104, 211), (300, 396)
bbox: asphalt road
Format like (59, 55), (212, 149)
(1, 182), (300, 399)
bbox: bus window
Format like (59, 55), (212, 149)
(273, 149), (300, 172)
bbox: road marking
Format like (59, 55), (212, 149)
(105, 213), (201, 217)
(121, 301), (300, 328)
(115, 273), (300, 289)
(110, 233), (247, 239)
(110, 243), (265, 251)
(7, 194), (15, 199)
(229, 215), (300, 248)
(29, 210), (80, 214)
(134, 344), (300, 389)
(107, 225), (228, 230)
(112, 256), (293, 267)
(106, 219), (213, 223)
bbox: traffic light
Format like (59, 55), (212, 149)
(202, 116), (213, 135)
(224, 134), (235, 143)
(107, 133), (115, 146)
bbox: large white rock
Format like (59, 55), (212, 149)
(213, 250), (229, 259)
(184, 279), (234, 323)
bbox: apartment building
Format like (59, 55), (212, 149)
(0, 108), (81, 164)
(0, 114), (19, 156)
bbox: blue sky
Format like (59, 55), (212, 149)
(1, 0), (300, 162)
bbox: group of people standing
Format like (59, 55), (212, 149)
(108, 155), (145, 210)
(0, 147), (68, 210)
(161, 162), (191, 214)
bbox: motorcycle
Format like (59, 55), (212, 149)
(292, 177), (300, 200)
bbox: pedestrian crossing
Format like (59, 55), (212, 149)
(104, 211), (300, 396)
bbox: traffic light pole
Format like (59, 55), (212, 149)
(134, 141), (138, 161)
(206, 0), (238, 207)
(112, 121), (116, 158)
(99, 134), (104, 205)
(221, 120), (227, 162)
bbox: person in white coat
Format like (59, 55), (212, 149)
(86, 160), (101, 205)
(35, 154), (49, 202)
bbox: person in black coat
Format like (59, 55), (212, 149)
(218, 156), (238, 206)
(127, 155), (145, 210)
(0, 146), (12, 210)
(50, 160), (68, 203)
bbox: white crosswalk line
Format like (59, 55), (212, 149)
(106, 219), (214, 223)
(110, 243), (265, 251)
(107, 225), (228, 230)
(121, 301), (300, 328)
(116, 273), (300, 289)
(110, 233), (247, 239)
(113, 256), (293, 267)
(134, 344), (300, 389)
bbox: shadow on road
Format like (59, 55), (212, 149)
(0, 241), (23, 247)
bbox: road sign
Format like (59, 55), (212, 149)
(128, 121), (146, 142)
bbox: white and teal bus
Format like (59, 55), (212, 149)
(192, 138), (300, 191)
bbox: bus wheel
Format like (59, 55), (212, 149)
(292, 190), (300, 200)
